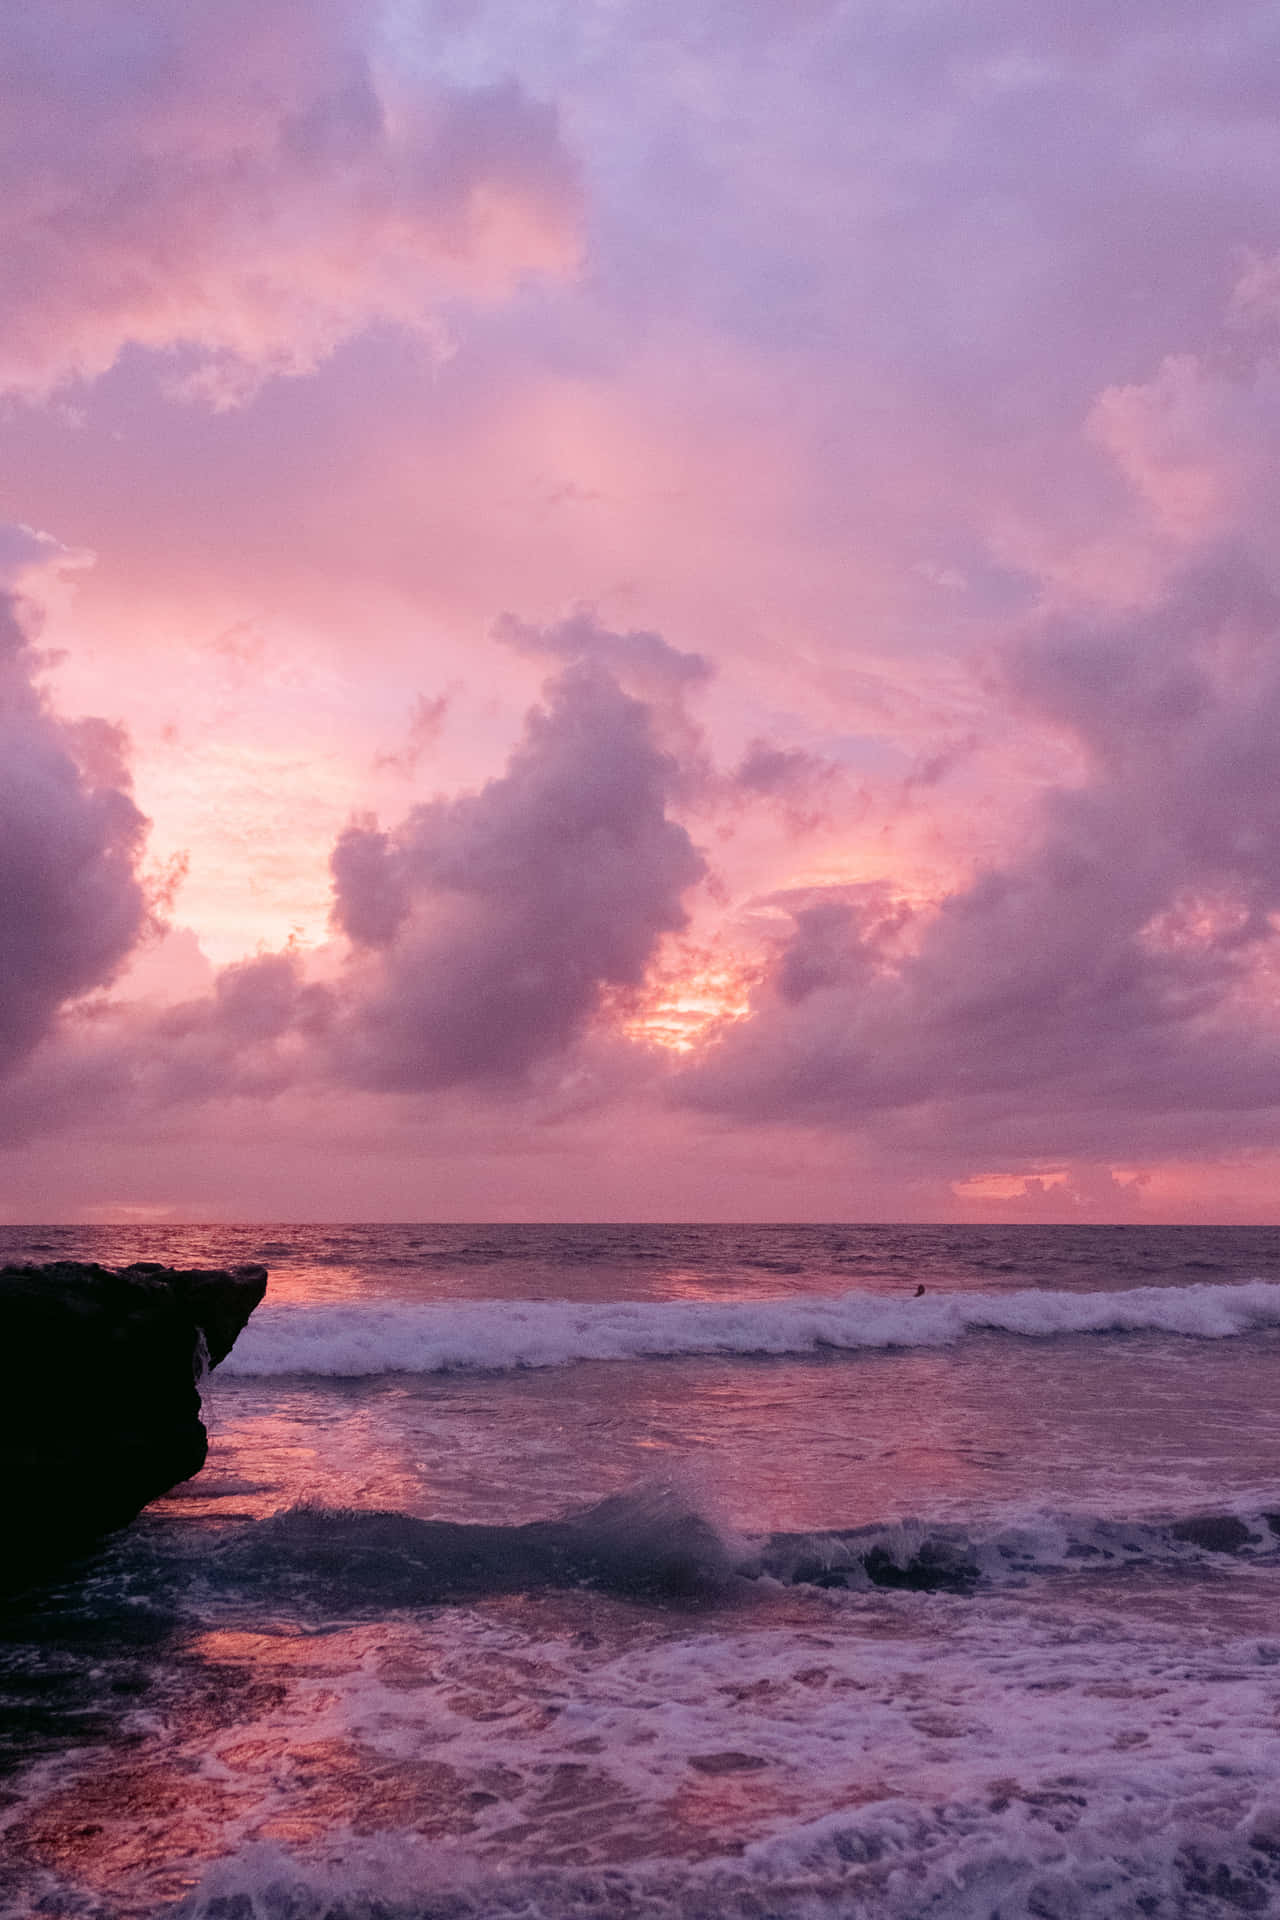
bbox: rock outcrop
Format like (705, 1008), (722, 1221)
(0, 1261), (267, 1580)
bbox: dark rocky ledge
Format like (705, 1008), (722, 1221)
(0, 1261), (267, 1581)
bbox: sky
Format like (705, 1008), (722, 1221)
(4, 0), (1280, 1223)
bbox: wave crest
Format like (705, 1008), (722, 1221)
(193, 1486), (1280, 1613)
(219, 1280), (1280, 1377)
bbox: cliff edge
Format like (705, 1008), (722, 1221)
(0, 1260), (267, 1580)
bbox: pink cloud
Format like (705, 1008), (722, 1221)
(0, 631), (708, 1133)
(1, 0), (580, 402)
(329, 649), (707, 1090)
(681, 561), (1280, 1164)
(0, 547), (151, 1074)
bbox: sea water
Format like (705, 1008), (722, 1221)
(5, 1224), (1280, 1917)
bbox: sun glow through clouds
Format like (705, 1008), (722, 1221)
(614, 945), (761, 1054)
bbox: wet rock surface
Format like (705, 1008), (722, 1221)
(0, 1261), (267, 1581)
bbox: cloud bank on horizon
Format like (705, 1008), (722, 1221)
(4, 0), (1280, 1221)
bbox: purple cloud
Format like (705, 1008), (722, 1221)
(329, 656), (706, 1089)
(0, 632), (713, 1132)
(0, 585), (150, 1074)
(0, 0), (580, 402)
(494, 610), (712, 700)
(730, 740), (843, 836)
(682, 561), (1280, 1161)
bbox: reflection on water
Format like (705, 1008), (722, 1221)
(10, 1570), (1280, 1920)
(8, 1591), (839, 1914)
(6, 1221), (1280, 1311)
(202, 1329), (1280, 1535)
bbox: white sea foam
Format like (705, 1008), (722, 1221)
(219, 1278), (1280, 1377)
(167, 1587), (1280, 1918)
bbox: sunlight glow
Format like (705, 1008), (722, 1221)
(613, 944), (761, 1053)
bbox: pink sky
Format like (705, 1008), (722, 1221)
(4, 0), (1280, 1222)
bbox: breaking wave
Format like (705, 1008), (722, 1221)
(219, 1279), (1280, 1377)
(757, 1503), (1280, 1592)
(187, 1484), (1280, 1613)
(203, 1482), (743, 1608)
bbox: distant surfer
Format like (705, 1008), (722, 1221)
(914, 1284), (926, 1297)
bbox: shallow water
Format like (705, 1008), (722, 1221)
(5, 1223), (1280, 1918)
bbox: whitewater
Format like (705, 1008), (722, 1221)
(6, 1221), (1280, 1920)
(221, 1277), (1280, 1375)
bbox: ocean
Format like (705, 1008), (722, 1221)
(5, 1222), (1280, 1919)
